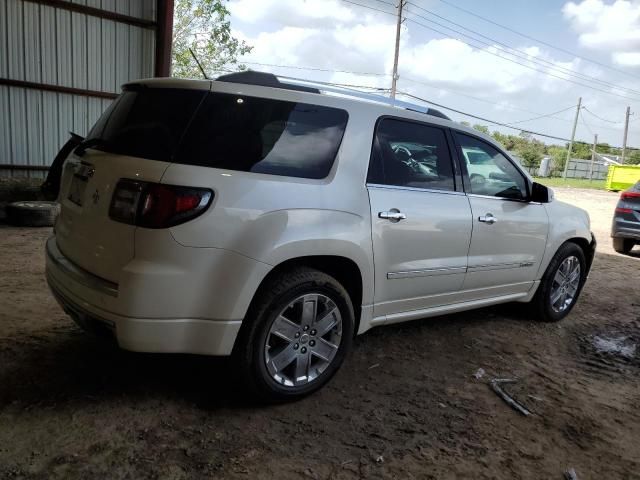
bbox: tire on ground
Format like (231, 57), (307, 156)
(234, 267), (355, 403)
(612, 237), (634, 255)
(531, 241), (587, 323)
(5, 201), (59, 227)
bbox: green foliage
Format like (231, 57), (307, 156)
(172, 0), (252, 78)
(627, 150), (640, 165)
(472, 124), (489, 134)
(547, 146), (567, 175)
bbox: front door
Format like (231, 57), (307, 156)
(453, 131), (548, 296)
(367, 118), (473, 320)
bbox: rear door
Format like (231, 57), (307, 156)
(452, 131), (548, 295)
(55, 86), (207, 283)
(368, 118), (472, 319)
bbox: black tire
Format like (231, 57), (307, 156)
(612, 237), (634, 255)
(234, 267), (354, 403)
(5, 201), (59, 227)
(531, 242), (587, 322)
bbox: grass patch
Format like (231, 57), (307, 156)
(533, 177), (606, 190)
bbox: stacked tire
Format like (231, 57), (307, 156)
(5, 201), (59, 227)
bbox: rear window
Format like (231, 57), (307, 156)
(176, 92), (349, 179)
(85, 87), (206, 162)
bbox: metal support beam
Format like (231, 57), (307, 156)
(21, 0), (156, 29)
(155, 0), (175, 77)
(0, 78), (118, 99)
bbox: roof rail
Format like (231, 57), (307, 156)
(275, 75), (451, 120)
(214, 70), (451, 121)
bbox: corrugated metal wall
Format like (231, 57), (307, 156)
(0, 0), (157, 177)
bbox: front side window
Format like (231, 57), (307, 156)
(368, 118), (455, 191)
(176, 93), (349, 179)
(454, 132), (528, 200)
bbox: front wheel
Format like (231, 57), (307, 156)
(235, 268), (354, 402)
(531, 242), (587, 322)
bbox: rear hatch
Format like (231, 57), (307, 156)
(55, 84), (208, 283)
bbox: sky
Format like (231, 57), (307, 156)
(225, 0), (640, 149)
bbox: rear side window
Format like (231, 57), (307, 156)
(368, 118), (455, 191)
(176, 93), (349, 179)
(86, 87), (207, 162)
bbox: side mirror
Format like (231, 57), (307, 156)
(530, 182), (553, 203)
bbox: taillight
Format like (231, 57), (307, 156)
(621, 191), (640, 200)
(615, 207), (633, 214)
(109, 179), (213, 228)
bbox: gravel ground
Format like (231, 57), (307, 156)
(0, 188), (638, 479)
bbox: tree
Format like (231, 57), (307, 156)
(627, 149), (640, 165)
(172, 0), (252, 78)
(472, 124), (489, 134)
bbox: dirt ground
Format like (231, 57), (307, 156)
(0, 188), (638, 480)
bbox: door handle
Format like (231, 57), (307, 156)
(478, 213), (497, 224)
(379, 209), (406, 222)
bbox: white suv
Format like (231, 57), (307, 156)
(46, 72), (596, 401)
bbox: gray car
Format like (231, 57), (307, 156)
(612, 181), (640, 254)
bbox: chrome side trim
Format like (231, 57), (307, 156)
(466, 193), (530, 203)
(388, 262), (533, 279)
(387, 266), (466, 279)
(367, 183), (465, 196)
(467, 262), (533, 273)
(46, 236), (119, 297)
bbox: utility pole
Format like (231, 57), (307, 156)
(390, 0), (405, 99)
(563, 97), (582, 179)
(621, 106), (631, 164)
(589, 133), (598, 182)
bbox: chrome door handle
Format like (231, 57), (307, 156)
(478, 213), (497, 224)
(379, 210), (406, 221)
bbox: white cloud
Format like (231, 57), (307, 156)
(563, 0), (640, 65)
(226, 0), (638, 147)
(229, 0), (355, 28)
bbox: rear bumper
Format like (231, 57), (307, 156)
(45, 235), (270, 355)
(611, 215), (640, 240)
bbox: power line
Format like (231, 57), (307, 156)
(582, 107), (622, 124)
(235, 58), (626, 132)
(507, 106), (578, 125)
(581, 113), (595, 137)
(241, 61), (390, 77)
(397, 90), (574, 142)
(433, 0), (640, 82)
(339, 0), (640, 102)
(402, 14), (640, 102)
(405, 2), (640, 97)
(401, 76), (577, 124)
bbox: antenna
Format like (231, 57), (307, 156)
(189, 48), (209, 80)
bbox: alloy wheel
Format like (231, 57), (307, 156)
(550, 255), (581, 313)
(264, 294), (342, 387)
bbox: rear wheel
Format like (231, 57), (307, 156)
(531, 242), (587, 322)
(235, 268), (354, 402)
(612, 237), (635, 255)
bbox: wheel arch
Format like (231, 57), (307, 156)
(246, 255), (365, 337)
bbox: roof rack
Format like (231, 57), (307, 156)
(277, 75), (451, 121)
(215, 71), (451, 121)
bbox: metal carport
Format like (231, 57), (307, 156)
(0, 0), (174, 177)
